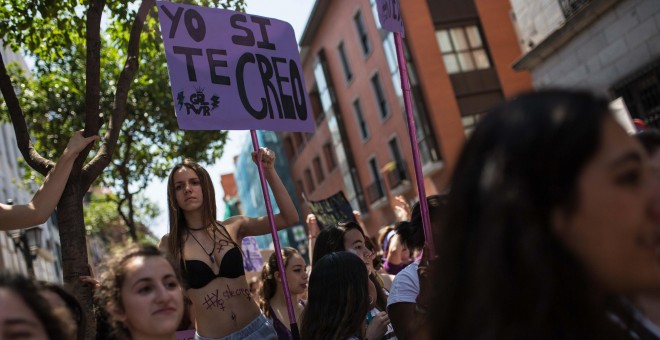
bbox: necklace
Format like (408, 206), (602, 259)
(187, 228), (216, 264)
(187, 223), (208, 231)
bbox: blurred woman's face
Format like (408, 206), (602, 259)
(343, 229), (373, 269)
(173, 166), (204, 212)
(281, 254), (308, 295)
(0, 288), (48, 340)
(114, 256), (184, 339)
(555, 117), (660, 293)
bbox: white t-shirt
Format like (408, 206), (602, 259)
(386, 260), (420, 307)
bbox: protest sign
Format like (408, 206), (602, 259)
(176, 330), (195, 340)
(308, 191), (356, 229)
(156, 1), (314, 132)
(376, 0), (405, 36)
(242, 236), (265, 272)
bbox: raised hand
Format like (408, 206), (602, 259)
(251, 147), (276, 170)
(64, 130), (100, 155)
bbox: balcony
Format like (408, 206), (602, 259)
(365, 179), (386, 205)
(558, 0), (592, 20)
(385, 161), (408, 189)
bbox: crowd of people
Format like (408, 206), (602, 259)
(2, 89), (660, 339)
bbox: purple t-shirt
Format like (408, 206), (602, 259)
(269, 306), (293, 340)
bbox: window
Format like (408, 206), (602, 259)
(353, 98), (370, 140)
(388, 138), (404, 164)
(313, 156), (325, 183)
(461, 113), (485, 135)
(366, 157), (385, 203)
(369, 158), (381, 183)
(304, 168), (315, 193)
(323, 142), (337, 171)
(371, 73), (389, 118)
(559, 0), (592, 20)
(370, 0), (381, 30)
(309, 91), (325, 125)
(387, 137), (408, 188)
(435, 25), (490, 74)
(337, 42), (353, 82)
(354, 11), (371, 56)
(613, 62), (660, 129)
(313, 52), (334, 113)
(383, 34), (402, 98)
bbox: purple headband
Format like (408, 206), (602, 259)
(382, 229), (396, 254)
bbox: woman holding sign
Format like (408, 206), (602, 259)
(161, 148), (298, 339)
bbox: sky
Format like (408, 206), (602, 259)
(144, 0), (316, 239)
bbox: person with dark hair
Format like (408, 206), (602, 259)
(300, 252), (372, 340)
(387, 194), (448, 339)
(398, 194), (447, 255)
(37, 281), (85, 340)
(96, 243), (184, 340)
(259, 247), (308, 340)
(378, 224), (410, 276)
(427, 89), (660, 339)
(313, 222), (394, 339)
(160, 148), (297, 339)
(0, 130), (98, 230)
(0, 270), (70, 339)
(622, 129), (660, 338)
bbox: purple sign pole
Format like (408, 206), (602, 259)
(250, 130), (299, 339)
(393, 33), (435, 258)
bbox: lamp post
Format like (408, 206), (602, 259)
(5, 199), (43, 278)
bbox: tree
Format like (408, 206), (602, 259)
(0, 0), (244, 336)
(84, 191), (160, 264)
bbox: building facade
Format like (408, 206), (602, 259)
(283, 0), (531, 234)
(511, 0), (660, 127)
(0, 46), (63, 282)
(233, 131), (309, 258)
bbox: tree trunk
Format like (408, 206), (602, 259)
(58, 180), (97, 339)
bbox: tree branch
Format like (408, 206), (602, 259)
(0, 53), (52, 175)
(74, 0), (105, 192)
(84, 0), (155, 188)
(84, 0), (104, 135)
(117, 196), (130, 230)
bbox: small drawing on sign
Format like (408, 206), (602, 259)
(177, 88), (220, 116)
(381, 0), (390, 19)
(379, 0), (402, 24)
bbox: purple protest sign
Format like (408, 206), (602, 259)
(241, 236), (265, 272)
(176, 329), (195, 340)
(156, 1), (314, 132)
(376, 0), (405, 36)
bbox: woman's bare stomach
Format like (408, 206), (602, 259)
(188, 276), (262, 337)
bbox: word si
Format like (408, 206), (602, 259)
(376, 0), (405, 36)
(159, 5), (308, 122)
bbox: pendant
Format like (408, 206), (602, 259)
(209, 254), (215, 263)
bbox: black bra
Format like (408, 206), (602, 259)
(182, 247), (245, 289)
